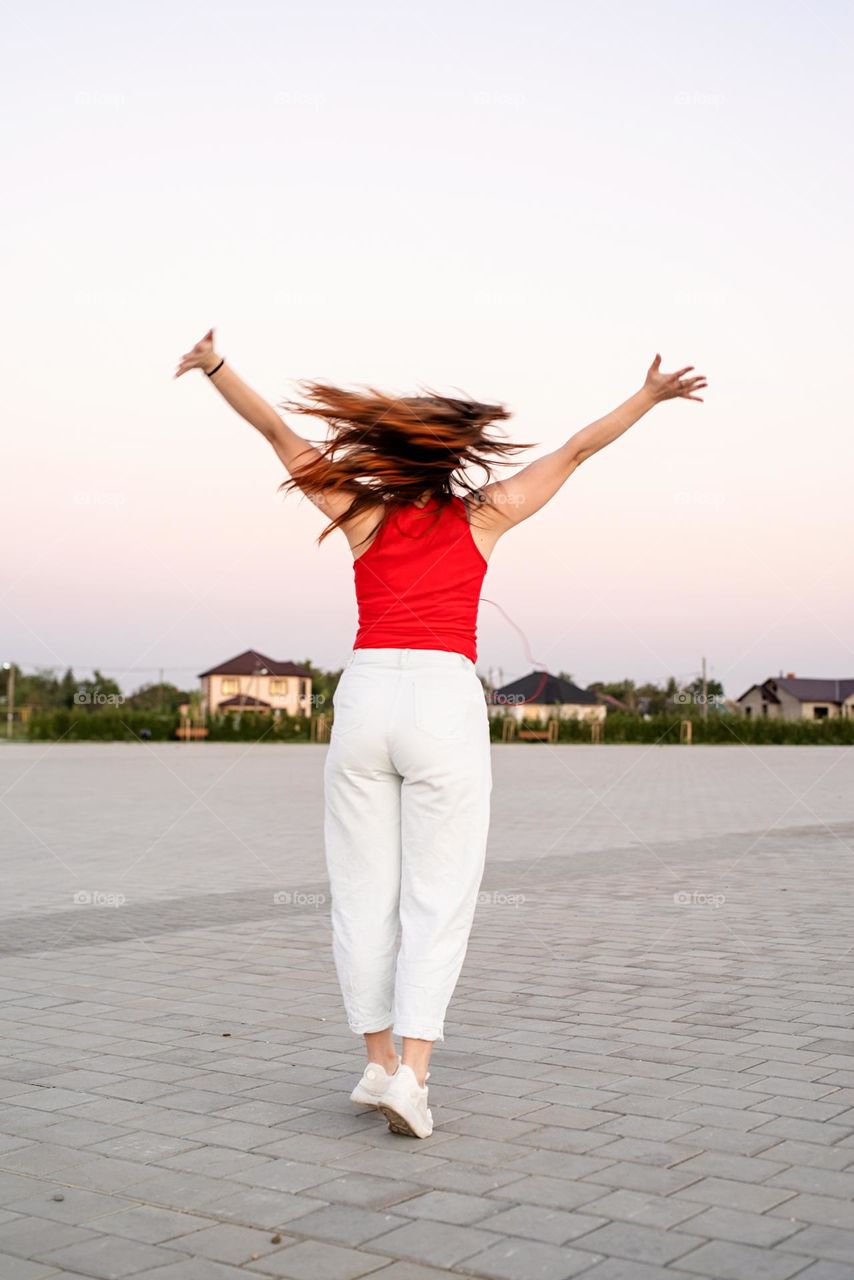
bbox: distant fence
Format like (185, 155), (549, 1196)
(488, 711), (854, 745)
(21, 708), (854, 746)
(25, 709), (316, 743)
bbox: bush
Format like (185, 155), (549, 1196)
(489, 711), (854, 746)
(205, 713), (314, 742)
(26, 709), (315, 742)
(26, 709), (178, 741)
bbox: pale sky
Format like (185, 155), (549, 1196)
(3, 0), (852, 697)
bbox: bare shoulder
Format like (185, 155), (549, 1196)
(463, 488), (514, 561)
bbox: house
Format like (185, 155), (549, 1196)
(199, 650), (312, 717)
(736, 674), (854, 721)
(488, 671), (606, 723)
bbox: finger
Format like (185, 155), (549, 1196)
(650, 353), (662, 370)
(685, 394), (704, 402)
(673, 366), (694, 378)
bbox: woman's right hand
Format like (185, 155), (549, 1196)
(174, 328), (221, 378)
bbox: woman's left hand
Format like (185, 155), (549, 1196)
(644, 353), (707, 403)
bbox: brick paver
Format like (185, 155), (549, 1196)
(1, 742), (853, 1278)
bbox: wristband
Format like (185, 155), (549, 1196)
(205, 357), (225, 377)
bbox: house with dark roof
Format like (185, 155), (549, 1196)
(199, 650), (312, 717)
(736, 675), (854, 721)
(488, 671), (606, 723)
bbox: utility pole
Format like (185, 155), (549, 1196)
(701, 656), (708, 721)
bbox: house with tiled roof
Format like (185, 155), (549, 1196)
(488, 671), (606, 723)
(199, 650), (312, 717)
(736, 675), (854, 721)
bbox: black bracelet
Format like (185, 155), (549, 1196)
(205, 357), (225, 377)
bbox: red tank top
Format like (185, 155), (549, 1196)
(353, 495), (487, 663)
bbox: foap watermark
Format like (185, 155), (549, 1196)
(73, 490), (128, 508)
(272, 90), (325, 108)
(74, 89), (127, 108)
(74, 687), (126, 707)
(676, 691), (725, 708)
(273, 890), (326, 907)
(673, 890), (726, 908)
(672, 490), (727, 508)
(673, 90), (724, 108)
(73, 890), (127, 907)
(471, 90), (526, 108)
(478, 890), (526, 908)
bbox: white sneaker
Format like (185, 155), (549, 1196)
(378, 1063), (433, 1138)
(350, 1057), (400, 1108)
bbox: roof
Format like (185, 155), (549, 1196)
(736, 677), (854, 705)
(736, 683), (780, 705)
(489, 671), (599, 707)
(773, 677), (854, 703)
(217, 694), (271, 709)
(199, 649), (311, 679)
(596, 692), (631, 710)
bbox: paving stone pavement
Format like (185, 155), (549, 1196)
(1, 742), (854, 1280)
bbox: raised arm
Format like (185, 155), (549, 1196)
(174, 328), (358, 525)
(480, 354), (707, 532)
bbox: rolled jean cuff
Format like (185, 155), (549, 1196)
(393, 1023), (444, 1043)
(349, 1016), (394, 1035)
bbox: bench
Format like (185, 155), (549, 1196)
(517, 722), (559, 743)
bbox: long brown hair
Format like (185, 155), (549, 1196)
(277, 381), (534, 544)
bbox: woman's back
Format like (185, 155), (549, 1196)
(353, 496), (487, 663)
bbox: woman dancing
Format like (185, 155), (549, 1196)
(175, 330), (706, 1136)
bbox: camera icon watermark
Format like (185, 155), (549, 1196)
(74, 687), (126, 706)
(673, 890), (725, 908)
(272, 890), (326, 907)
(478, 890), (526, 907)
(73, 890), (127, 907)
(73, 490), (128, 508)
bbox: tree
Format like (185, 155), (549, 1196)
(589, 679), (638, 709)
(681, 675), (725, 710)
(127, 682), (191, 713)
(71, 670), (124, 711)
(299, 659), (342, 715)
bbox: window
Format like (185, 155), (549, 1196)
(269, 679), (289, 695)
(221, 678), (239, 695)
(299, 679), (308, 698)
(813, 705), (829, 719)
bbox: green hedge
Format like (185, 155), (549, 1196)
(490, 711), (854, 745)
(205, 714), (313, 742)
(26, 710), (179, 741)
(25, 708), (854, 746)
(26, 708), (317, 743)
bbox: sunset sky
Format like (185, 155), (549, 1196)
(3, 0), (852, 698)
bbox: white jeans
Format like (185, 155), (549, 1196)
(323, 648), (493, 1042)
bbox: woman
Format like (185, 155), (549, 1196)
(175, 330), (706, 1137)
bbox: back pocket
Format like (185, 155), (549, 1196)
(413, 670), (483, 742)
(331, 669), (372, 737)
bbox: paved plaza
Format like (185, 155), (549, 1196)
(2, 741), (854, 1280)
